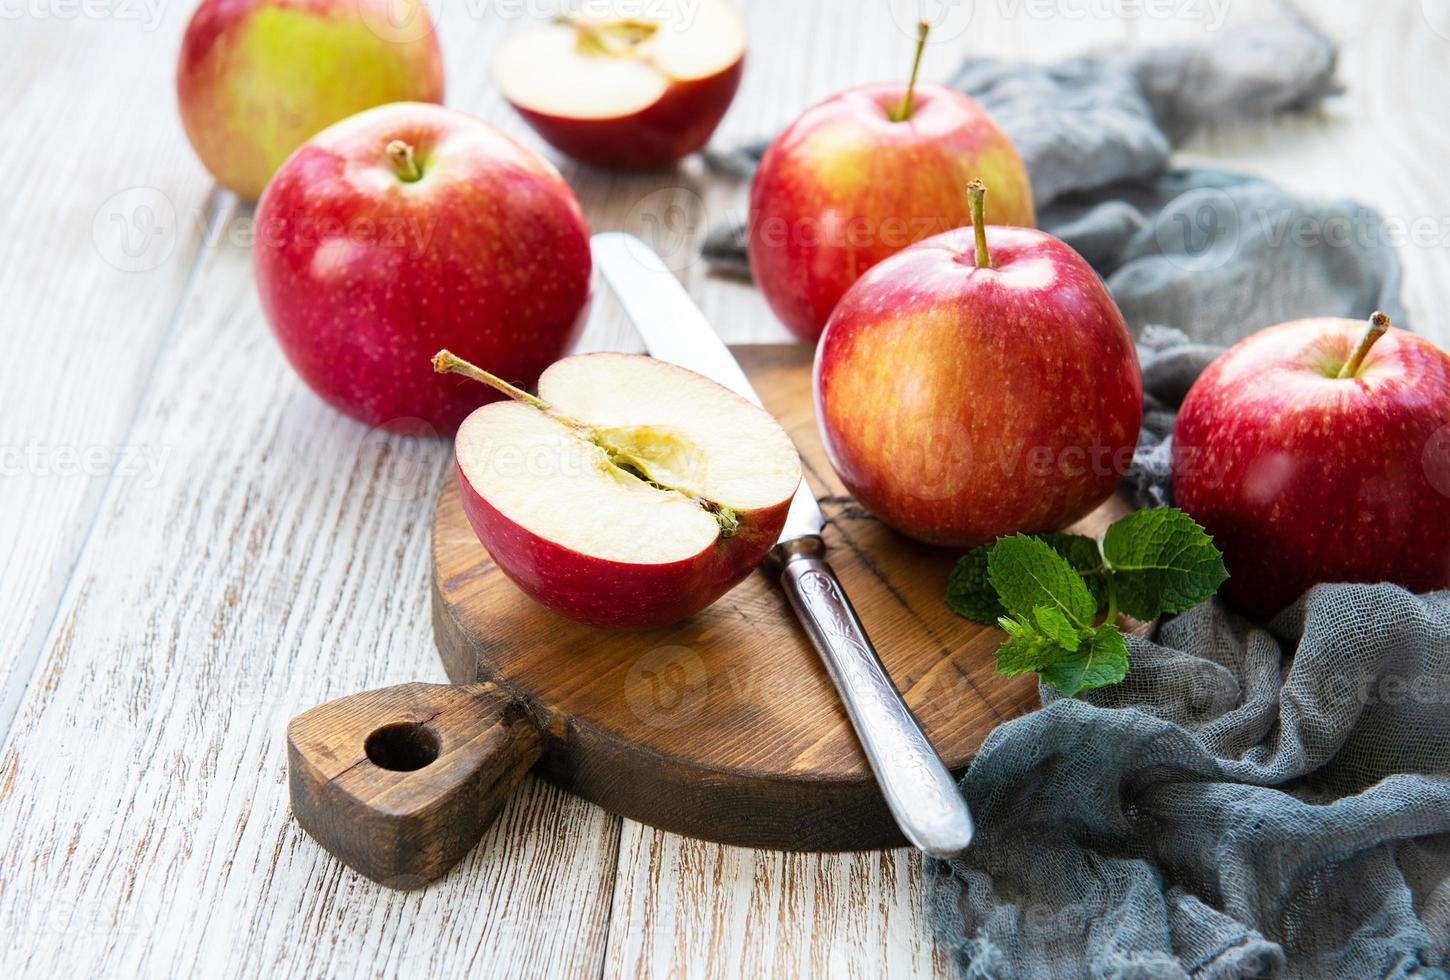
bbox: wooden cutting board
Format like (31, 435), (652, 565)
(429, 343), (1125, 852)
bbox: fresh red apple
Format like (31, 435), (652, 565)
(1172, 313), (1450, 620)
(177, 0), (445, 200)
(748, 22), (1034, 343)
(814, 182), (1140, 547)
(494, 0), (745, 170)
(254, 103), (592, 433)
(435, 350), (801, 628)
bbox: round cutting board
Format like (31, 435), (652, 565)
(431, 344), (1120, 851)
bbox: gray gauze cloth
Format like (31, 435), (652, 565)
(701, 17), (1450, 980)
(935, 586), (1450, 979)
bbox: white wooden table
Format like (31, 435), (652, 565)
(3, 1), (1447, 975)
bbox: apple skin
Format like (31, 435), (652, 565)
(1172, 318), (1450, 621)
(814, 225), (1141, 548)
(452, 353), (796, 629)
(748, 82), (1034, 342)
(509, 57), (743, 170)
(254, 103), (592, 432)
(177, 0), (445, 201)
(456, 462), (789, 629)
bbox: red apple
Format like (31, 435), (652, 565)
(254, 103), (592, 432)
(814, 182), (1140, 547)
(1172, 313), (1450, 620)
(177, 0), (445, 201)
(748, 23), (1034, 342)
(436, 350), (801, 628)
(494, 0), (745, 170)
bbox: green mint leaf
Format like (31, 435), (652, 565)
(1032, 605), (1082, 651)
(1039, 532), (1109, 611)
(1101, 507), (1228, 620)
(945, 544), (1004, 624)
(994, 615), (1063, 675)
(1038, 623), (1129, 697)
(987, 534), (1097, 629)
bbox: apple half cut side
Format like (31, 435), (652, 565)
(440, 351), (801, 629)
(494, 0), (746, 170)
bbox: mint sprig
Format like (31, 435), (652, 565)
(944, 507), (1227, 697)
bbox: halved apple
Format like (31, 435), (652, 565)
(439, 350), (800, 628)
(494, 0), (746, 170)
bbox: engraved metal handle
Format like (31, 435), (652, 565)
(772, 538), (974, 857)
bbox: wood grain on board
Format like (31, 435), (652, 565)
(433, 344), (1051, 852)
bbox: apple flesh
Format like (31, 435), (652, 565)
(442, 351), (802, 628)
(495, 0), (745, 170)
(254, 103), (593, 432)
(1172, 314), (1450, 621)
(177, 0), (445, 200)
(749, 25), (1034, 342)
(814, 183), (1140, 547)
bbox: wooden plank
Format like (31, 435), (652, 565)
(0, 18), (220, 736)
(2, 2), (1446, 978)
(0, 11), (626, 978)
(0, 191), (622, 977)
(602, 836), (949, 978)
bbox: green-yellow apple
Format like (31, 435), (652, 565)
(1173, 313), (1450, 620)
(177, 0), (444, 200)
(436, 350), (802, 629)
(814, 183), (1140, 547)
(253, 103), (592, 432)
(748, 23), (1034, 342)
(494, 0), (745, 170)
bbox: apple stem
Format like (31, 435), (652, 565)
(890, 20), (930, 122)
(553, 14), (658, 58)
(1337, 311), (1392, 379)
(433, 350), (548, 410)
(967, 179), (991, 269)
(386, 140), (422, 182)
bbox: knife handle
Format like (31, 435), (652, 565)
(771, 539), (974, 858)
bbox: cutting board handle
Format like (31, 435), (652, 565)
(287, 681), (543, 889)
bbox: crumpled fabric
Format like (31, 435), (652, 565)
(700, 16), (1447, 979)
(929, 587), (1450, 979)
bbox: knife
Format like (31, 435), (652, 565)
(591, 232), (974, 858)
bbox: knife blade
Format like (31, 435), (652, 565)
(591, 232), (973, 858)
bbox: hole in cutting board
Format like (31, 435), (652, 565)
(365, 722), (440, 771)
